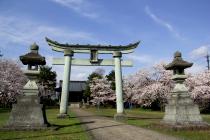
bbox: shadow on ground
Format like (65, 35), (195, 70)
(51, 121), (95, 131)
(127, 116), (162, 120)
(0, 121), (125, 140)
(71, 115), (162, 120)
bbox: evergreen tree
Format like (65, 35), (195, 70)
(106, 70), (115, 90)
(38, 66), (56, 96)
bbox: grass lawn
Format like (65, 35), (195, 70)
(0, 108), (90, 140)
(85, 107), (210, 140)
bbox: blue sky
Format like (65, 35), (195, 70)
(0, 0), (210, 80)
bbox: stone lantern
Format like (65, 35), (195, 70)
(20, 43), (46, 96)
(162, 51), (208, 129)
(165, 51), (193, 92)
(4, 43), (48, 130)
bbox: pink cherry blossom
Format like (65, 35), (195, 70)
(0, 59), (27, 106)
(89, 77), (115, 106)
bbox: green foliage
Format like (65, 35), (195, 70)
(106, 70), (115, 90)
(38, 66), (57, 91)
(87, 72), (103, 81)
(40, 96), (59, 107)
(142, 99), (166, 111)
(38, 66), (57, 106)
(84, 84), (91, 98)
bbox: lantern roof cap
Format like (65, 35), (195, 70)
(165, 51), (193, 70)
(30, 42), (39, 50)
(20, 43), (46, 65)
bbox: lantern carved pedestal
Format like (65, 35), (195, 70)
(162, 51), (209, 129)
(3, 43), (49, 130)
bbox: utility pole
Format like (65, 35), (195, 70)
(206, 53), (209, 70)
(0, 50), (3, 58)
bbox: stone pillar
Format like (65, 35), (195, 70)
(58, 49), (73, 118)
(113, 51), (126, 121)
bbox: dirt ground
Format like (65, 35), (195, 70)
(72, 109), (180, 140)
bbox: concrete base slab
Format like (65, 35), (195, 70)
(2, 124), (49, 131)
(3, 95), (49, 130)
(159, 121), (210, 130)
(57, 113), (70, 119)
(69, 102), (81, 108)
(114, 113), (127, 122)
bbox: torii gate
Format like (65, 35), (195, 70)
(46, 37), (139, 120)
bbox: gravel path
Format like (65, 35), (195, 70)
(72, 109), (180, 140)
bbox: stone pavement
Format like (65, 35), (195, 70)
(72, 109), (180, 140)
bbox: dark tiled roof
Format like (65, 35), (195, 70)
(58, 81), (86, 92)
(69, 81), (86, 92)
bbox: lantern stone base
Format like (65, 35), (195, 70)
(162, 91), (209, 129)
(3, 95), (49, 130)
(57, 113), (70, 119)
(114, 113), (127, 122)
(158, 122), (209, 130)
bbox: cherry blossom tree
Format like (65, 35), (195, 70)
(123, 69), (152, 106)
(0, 59), (27, 107)
(90, 77), (115, 107)
(148, 63), (173, 109)
(88, 62), (210, 111)
(123, 63), (173, 110)
(186, 71), (210, 112)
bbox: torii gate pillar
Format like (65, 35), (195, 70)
(58, 49), (73, 118)
(113, 51), (126, 121)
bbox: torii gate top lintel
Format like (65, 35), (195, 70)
(45, 37), (140, 54)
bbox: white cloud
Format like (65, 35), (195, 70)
(186, 63), (205, 74)
(125, 53), (172, 69)
(126, 53), (153, 64)
(50, 0), (99, 19)
(71, 66), (95, 80)
(45, 55), (54, 66)
(190, 45), (209, 58)
(145, 6), (184, 40)
(0, 15), (102, 81)
(0, 16), (96, 49)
